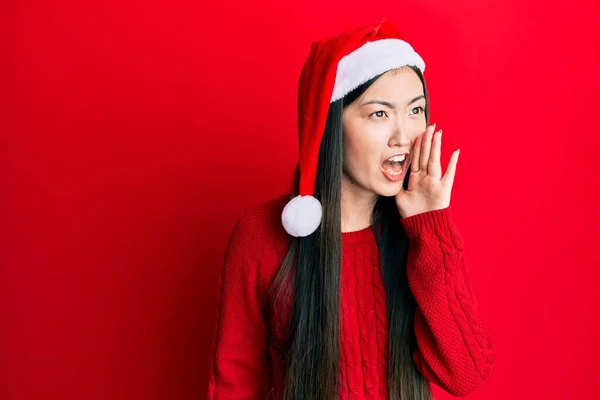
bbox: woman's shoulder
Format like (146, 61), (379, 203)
(224, 194), (292, 296)
(227, 193), (292, 259)
(232, 193), (290, 236)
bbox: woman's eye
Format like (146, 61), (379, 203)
(371, 110), (387, 118)
(410, 106), (425, 115)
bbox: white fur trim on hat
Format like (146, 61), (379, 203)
(281, 195), (322, 237)
(331, 38), (426, 103)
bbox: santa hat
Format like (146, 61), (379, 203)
(281, 19), (426, 237)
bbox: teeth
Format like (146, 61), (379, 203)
(387, 155), (406, 162)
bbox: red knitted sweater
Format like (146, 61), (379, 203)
(208, 195), (494, 399)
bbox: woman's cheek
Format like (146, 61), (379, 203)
(412, 115), (427, 132)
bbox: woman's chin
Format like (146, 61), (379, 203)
(374, 182), (403, 197)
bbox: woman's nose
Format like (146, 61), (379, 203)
(389, 125), (411, 147)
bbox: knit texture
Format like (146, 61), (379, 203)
(207, 195), (494, 399)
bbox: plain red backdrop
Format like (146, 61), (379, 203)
(1, 0), (599, 398)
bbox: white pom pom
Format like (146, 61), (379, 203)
(281, 195), (322, 237)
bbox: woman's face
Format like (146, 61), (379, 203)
(341, 66), (427, 198)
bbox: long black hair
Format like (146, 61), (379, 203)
(269, 66), (432, 400)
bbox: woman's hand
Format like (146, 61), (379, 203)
(395, 123), (460, 218)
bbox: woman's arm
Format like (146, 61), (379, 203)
(400, 206), (495, 397)
(207, 215), (270, 399)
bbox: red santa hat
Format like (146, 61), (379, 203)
(281, 19), (426, 237)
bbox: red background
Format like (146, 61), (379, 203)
(1, 0), (599, 399)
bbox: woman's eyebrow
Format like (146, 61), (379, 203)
(361, 99), (396, 109)
(361, 95), (426, 109)
(407, 95), (425, 105)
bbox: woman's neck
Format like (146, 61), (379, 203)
(340, 178), (378, 233)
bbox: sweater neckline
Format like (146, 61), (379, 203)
(341, 224), (375, 244)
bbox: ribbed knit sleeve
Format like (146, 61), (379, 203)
(400, 206), (495, 397)
(207, 214), (270, 399)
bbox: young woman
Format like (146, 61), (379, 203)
(208, 19), (495, 400)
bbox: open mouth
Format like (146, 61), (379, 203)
(382, 154), (407, 177)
